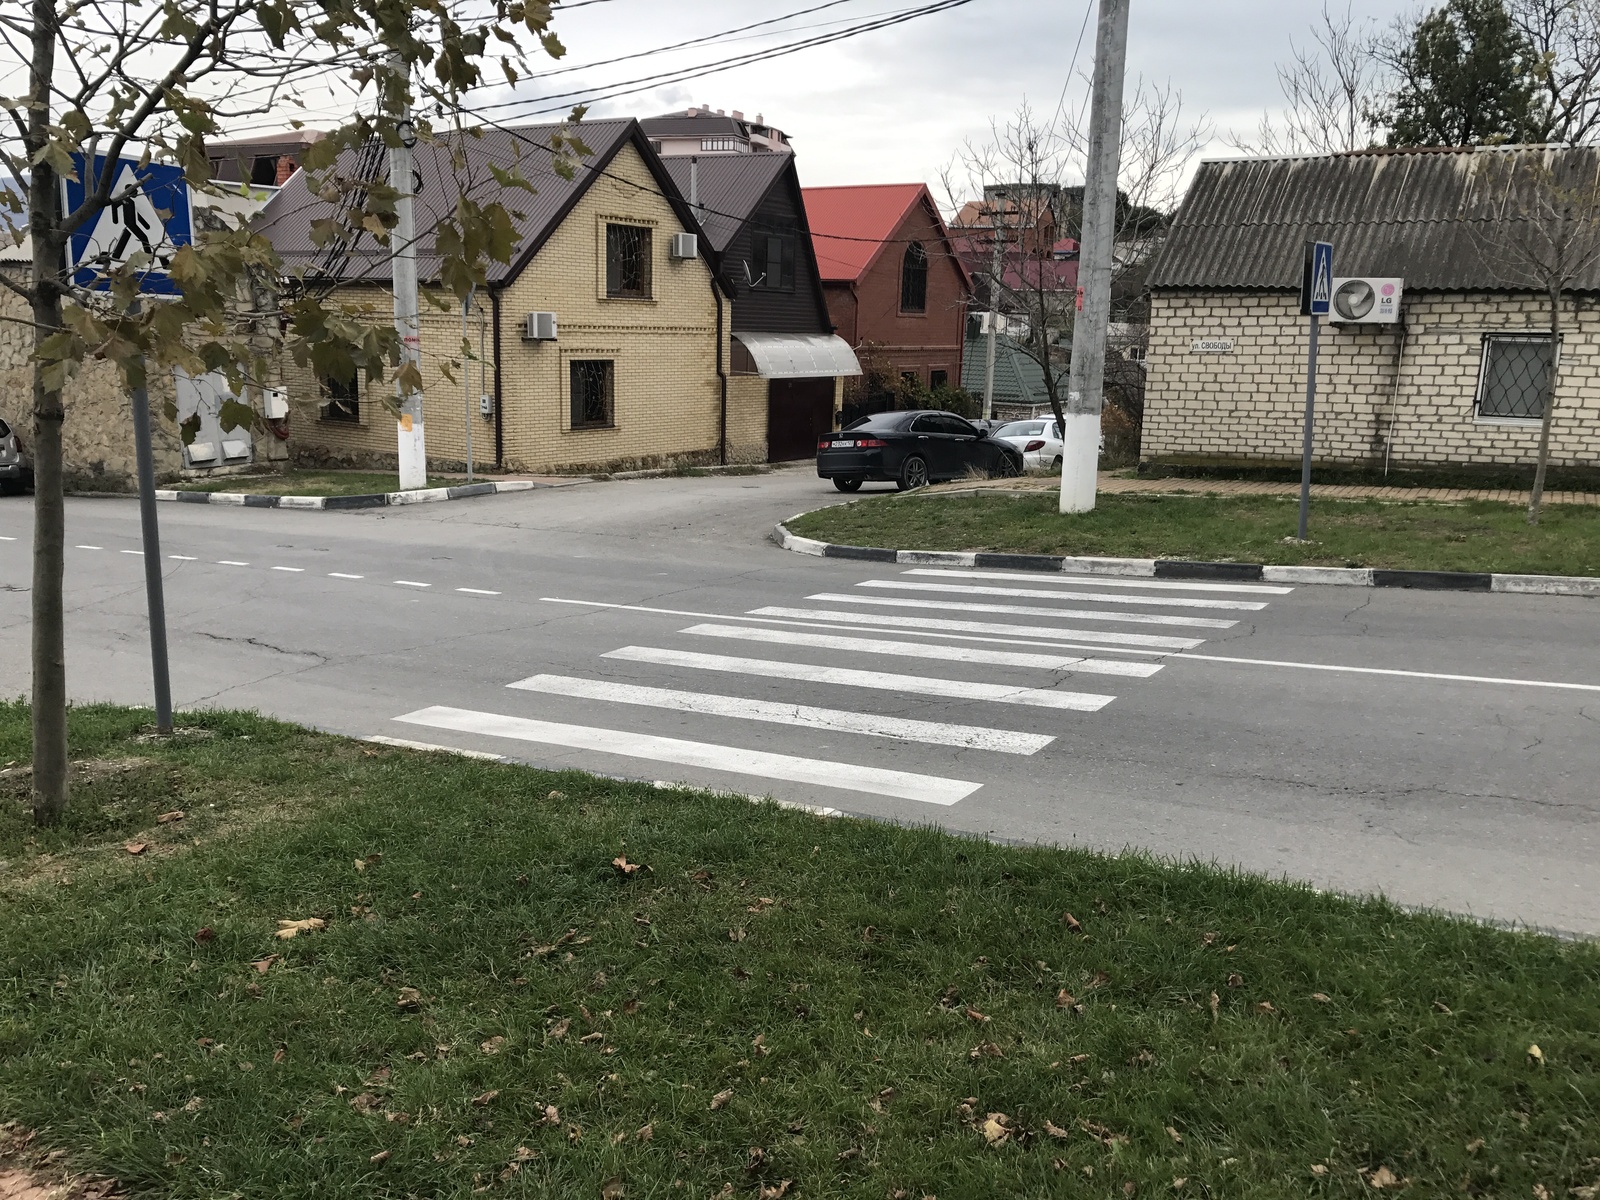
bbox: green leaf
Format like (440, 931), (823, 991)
(218, 399), (258, 433)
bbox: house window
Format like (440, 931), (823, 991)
(321, 370), (360, 422)
(930, 369), (949, 389)
(701, 137), (739, 152)
(250, 155), (280, 186)
(750, 234), (795, 291)
(605, 224), (652, 299)
(570, 360), (615, 429)
(1477, 335), (1554, 422)
(900, 242), (928, 313)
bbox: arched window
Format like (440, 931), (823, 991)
(900, 241), (928, 313)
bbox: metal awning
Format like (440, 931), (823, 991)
(732, 332), (861, 379)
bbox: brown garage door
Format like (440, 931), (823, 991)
(767, 377), (836, 462)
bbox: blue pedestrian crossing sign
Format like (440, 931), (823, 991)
(62, 155), (192, 296)
(1300, 240), (1334, 316)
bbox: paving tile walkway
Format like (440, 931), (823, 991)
(927, 473), (1600, 508)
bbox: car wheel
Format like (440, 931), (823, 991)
(993, 455), (1020, 478)
(833, 477), (862, 493)
(1051, 456), (1063, 470)
(896, 455), (929, 491)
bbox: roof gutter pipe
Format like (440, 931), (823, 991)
(715, 278), (727, 466)
(1383, 317), (1410, 477)
(490, 287), (504, 469)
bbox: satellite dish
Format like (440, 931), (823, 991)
(1333, 278), (1375, 320)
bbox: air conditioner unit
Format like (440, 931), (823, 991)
(670, 232), (698, 259)
(1330, 277), (1403, 323)
(524, 311), (558, 341)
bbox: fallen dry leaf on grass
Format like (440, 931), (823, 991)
(1256, 1001), (1276, 1014)
(635, 1124), (653, 1142)
(965, 1006), (990, 1023)
(480, 1037), (506, 1055)
(1432, 1000), (1452, 1014)
(601, 1177), (626, 1199)
(275, 918), (325, 940)
(369, 1150), (391, 1165)
(194, 927), (215, 944)
(1366, 1165), (1404, 1189)
(1226, 973), (1244, 989)
(580, 1032), (604, 1045)
(251, 955), (277, 974)
(1043, 1120), (1070, 1140)
(1173, 1178), (1188, 1191)
(1060, 912), (1082, 932)
(1528, 1044), (1546, 1065)
(758, 1182), (792, 1200)
(1165, 1126), (1183, 1144)
(1056, 989), (1075, 1008)
(981, 1113), (1013, 1146)
(471, 1090), (500, 1107)
(612, 856), (643, 876)
(1532, 1186), (1551, 1200)
(710, 1088), (734, 1111)
(156, 810), (185, 823)
(548, 1018), (572, 1040)
(969, 1041), (1004, 1060)
(123, 842), (148, 856)
(1464, 1138), (1484, 1154)
(395, 988), (422, 1011)
(728, 927), (748, 942)
(1311, 993), (1331, 1003)
(1209, 992), (1220, 1022)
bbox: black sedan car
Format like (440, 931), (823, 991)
(816, 410), (1023, 492)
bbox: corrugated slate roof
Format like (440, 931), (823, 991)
(661, 154), (789, 252)
(255, 118), (720, 288)
(960, 331), (1066, 408)
(1149, 145), (1600, 292)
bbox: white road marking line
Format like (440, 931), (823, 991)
(749, 607), (1205, 650)
(328, 572), (364, 579)
(75, 545), (103, 550)
(397, 705), (980, 804)
(1171, 652), (1600, 692)
(363, 734), (504, 760)
(603, 645), (1116, 712)
(807, 592), (1237, 630)
(904, 568), (1293, 595)
(272, 566), (305, 573)
(508, 673), (1054, 755)
(170, 555), (197, 561)
(394, 580), (430, 588)
(457, 587), (501, 595)
(0, 536), (14, 541)
(120, 549), (143, 555)
(538, 597), (1172, 657)
(860, 578), (1267, 611)
(217, 560), (249, 566)
(681, 623), (1163, 678)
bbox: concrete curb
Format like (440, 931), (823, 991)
(155, 479), (538, 511)
(771, 519), (1600, 598)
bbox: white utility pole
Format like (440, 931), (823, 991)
(1060, 0), (1129, 514)
(981, 196), (1005, 422)
(390, 58), (427, 490)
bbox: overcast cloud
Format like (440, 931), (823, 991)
(491, 0), (1402, 201)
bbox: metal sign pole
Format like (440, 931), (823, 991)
(1298, 314), (1319, 542)
(127, 308), (173, 733)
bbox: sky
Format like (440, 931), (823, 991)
(468, 0), (1403, 199)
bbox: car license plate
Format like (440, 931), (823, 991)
(830, 439), (858, 448)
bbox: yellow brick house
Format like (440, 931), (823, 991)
(255, 119), (752, 474)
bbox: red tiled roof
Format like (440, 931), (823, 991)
(801, 183), (939, 283)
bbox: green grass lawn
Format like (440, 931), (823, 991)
(2, 704), (1598, 1197)
(789, 492), (1600, 575)
(172, 470), (473, 497)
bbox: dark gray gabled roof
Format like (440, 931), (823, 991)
(1149, 145), (1600, 292)
(640, 113), (749, 140)
(660, 154), (789, 252)
(255, 118), (729, 290)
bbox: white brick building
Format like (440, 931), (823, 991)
(1143, 147), (1600, 472)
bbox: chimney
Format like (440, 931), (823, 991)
(755, 113), (764, 125)
(732, 109), (744, 121)
(274, 155), (296, 186)
(716, 108), (725, 116)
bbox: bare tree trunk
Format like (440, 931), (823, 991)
(1527, 285), (1561, 525)
(27, 0), (68, 825)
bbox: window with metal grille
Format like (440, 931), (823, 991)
(900, 242), (928, 313)
(750, 234), (794, 291)
(570, 360), (614, 429)
(1476, 335), (1555, 422)
(321, 370), (360, 422)
(605, 224), (652, 299)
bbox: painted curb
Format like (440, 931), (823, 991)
(156, 479), (538, 511)
(770, 520), (1600, 598)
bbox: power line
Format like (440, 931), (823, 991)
(1051, 0), (1096, 133)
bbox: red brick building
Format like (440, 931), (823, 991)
(802, 184), (970, 398)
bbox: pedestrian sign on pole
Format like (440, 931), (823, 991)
(1300, 240), (1334, 317)
(62, 155), (192, 295)
(61, 152), (188, 733)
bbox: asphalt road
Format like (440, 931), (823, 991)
(2, 467), (1597, 935)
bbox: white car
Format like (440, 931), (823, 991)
(992, 418), (1063, 470)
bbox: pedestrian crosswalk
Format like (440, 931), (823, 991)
(385, 565), (1294, 808)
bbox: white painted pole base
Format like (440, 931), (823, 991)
(398, 418), (427, 491)
(1057, 411), (1100, 514)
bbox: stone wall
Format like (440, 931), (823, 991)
(1143, 289), (1600, 469)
